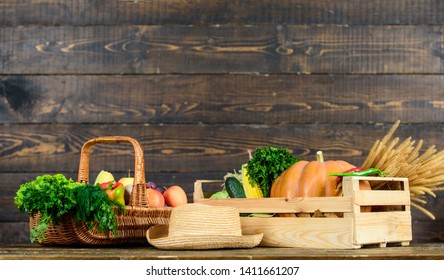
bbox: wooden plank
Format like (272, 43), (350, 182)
(412, 220), (444, 243)
(353, 190), (411, 206)
(1, 0), (444, 25)
(2, 74), (444, 124)
(2, 25), (444, 74)
(194, 180), (353, 213)
(342, 177), (411, 206)
(240, 216), (354, 248)
(0, 242), (436, 259)
(0, 243), (443, 260)
(195, 197), (354, 214)
(411, 191), (444, 243)
(0, 222), (30, 243)
(354, 212), (413, 245)
(2, 123), (444, 173)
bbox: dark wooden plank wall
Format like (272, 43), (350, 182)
(1, 0), (444, 244)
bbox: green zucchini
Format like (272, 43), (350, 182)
(225, 177), (246, 198)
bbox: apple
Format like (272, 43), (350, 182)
(118, 177), (134, 204)
(163, 185), (188, 207)
(147, 187), (165, 208)
(119, 177), (134, 186)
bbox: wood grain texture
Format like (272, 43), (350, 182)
(1, 243), (443, 260)
(353, 212), (412, 245)
(1, 74), (444, 124)
(2, 123), (444, 173)
(2, 25), (444, 74)
(0, 223), (30, 243)
(241, 216), (355, 249)
(1, 0), (444, 25)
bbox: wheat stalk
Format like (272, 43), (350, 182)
(362, 120), (444, 220)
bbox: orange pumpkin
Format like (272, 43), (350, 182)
(270, 151), (371, 216)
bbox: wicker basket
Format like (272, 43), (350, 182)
(29, 136), (171, 246)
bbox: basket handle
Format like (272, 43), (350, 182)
(77, 136), (148, 207)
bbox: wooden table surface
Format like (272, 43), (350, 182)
(1, 243), (443, 260)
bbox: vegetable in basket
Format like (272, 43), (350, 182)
(14, 174), (124, 243)
(100, 181), (126, 207)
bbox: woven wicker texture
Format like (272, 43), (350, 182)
(146, 203), (263, 250)
(30, 136), (171, 246)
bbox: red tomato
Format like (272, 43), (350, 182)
(163, 185), (188, 207)
(147, 187), (165, 208)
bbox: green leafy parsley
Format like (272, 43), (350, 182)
(73, 184), (124, 234)
(246, 146), (301, 197)
(14, 174), (124, 243)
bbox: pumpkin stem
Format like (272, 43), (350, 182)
(316, 151), (324, 162)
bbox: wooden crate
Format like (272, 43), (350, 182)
(193, 176), (412, 249)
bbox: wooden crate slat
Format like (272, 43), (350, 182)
(353, 190), (411, 207)
(353, 212), (413, 245)
(240, 216), (354, 249)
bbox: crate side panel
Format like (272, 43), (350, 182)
(240, 217), (354, 249)
(353, 212), (412, 246)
